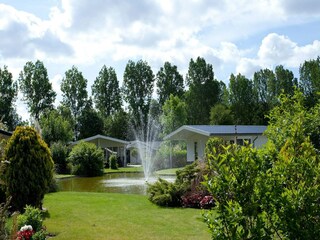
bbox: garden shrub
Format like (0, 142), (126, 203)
(148, 161), (212, 208)
(17, 206), (43, 232)
(50, 141), (71, 174)
(203, 91), (320, 239)
(109, 154), (118, 170)
(68, 141), (104, 177)
(147, 178), (181, 207)
(4, 126), (54, 212)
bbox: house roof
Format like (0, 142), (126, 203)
(164, 125), (267, 141)
(126, 140), (162, 150)
(71, 134), (129, 145)
(0, 129), (12, 136)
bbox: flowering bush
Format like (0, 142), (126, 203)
(16, 225), (34, 240)
(199, 195), (214, 209)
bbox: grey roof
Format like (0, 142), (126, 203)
(164, 125), (267, 140)
(71, 134), (129, 145)
(0, 129), (12, 136)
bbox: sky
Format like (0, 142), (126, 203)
(0, 0), (320, 121)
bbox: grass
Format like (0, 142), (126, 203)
(104, 166), (143, 173)
(43, 192), (211, 240)
(155, 168), (183, 176)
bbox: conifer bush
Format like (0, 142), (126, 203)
(4, 126), (54, 212)
(50, 141), (71, 174)
(109, 154), (118, 170)
(68, 141), (104, 177)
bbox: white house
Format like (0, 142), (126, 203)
(164, 125), (267, 162)
(70, 134), (129, 166)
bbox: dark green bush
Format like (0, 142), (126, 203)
(147, 178), (181, 207)
(17, 205), (43, 232)
(68, 141), (104, 177)
(50, 141), (71, 174)
(148, 161), (209, 208)
(109, 154), (118, 170)
(4, 126), (54, 212)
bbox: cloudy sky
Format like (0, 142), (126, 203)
(1, 0), (320, 121)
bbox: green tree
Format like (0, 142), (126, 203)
(156, 62), (184, 107)
(209, 103), (234, 125)
(0, 66), (18, 131)
(78, 99), (104, 139)
(68, 141), (104, 177)
(185, 57), (221, 124)
(50, 141), (70, 174)
(4, 126), (54, 212)
(299, 56), (320, 107)
(160, 95), (187, 136)
(122, 60), (155, 132)
(275, 65), (297, 96)
(229, 73), (257, 124)
(61, 66), (88, 140)
(40, 109), (73, 145)
(18, 60), (56, 121)
(104, 109), (129, 140)
(92, 65), (122, 117)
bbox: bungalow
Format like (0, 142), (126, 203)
(164, 125), (267, 163)
(70, 134), (129, 167)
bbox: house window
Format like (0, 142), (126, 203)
(236, 138), (251, 146)
(194, 142), (198, 160)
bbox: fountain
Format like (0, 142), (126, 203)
(132, 113), (160, 181)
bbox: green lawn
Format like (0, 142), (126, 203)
(155, 168), (183, 176)
(43, 192), (211, 240)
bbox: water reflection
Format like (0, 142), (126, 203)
(57, 172), (175, 195)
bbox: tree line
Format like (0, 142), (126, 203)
(0, 56), (319, 144)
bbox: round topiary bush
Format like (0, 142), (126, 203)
(68, 141), (104, 177)
(4, 126), (54, 212)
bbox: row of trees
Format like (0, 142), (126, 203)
(1, 57), (320, 144)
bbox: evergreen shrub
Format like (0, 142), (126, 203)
(4, 126), (54, 212)
(50, 141), (71, 174)
(68, 141), (104, 177)
(109, 154), (118, 170)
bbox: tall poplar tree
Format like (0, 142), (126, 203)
(122, 60), (155, 133)
(19, 60), (56, 121)
(0, 66), (18, 130)
(92, 65), (122, 117)
(185, 57), (221, 124)
(156, 62), (184, 108)
(61, 66), (88, 140)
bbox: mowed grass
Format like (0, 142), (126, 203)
(43, 192), (211, 240)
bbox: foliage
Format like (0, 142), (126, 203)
(61, 66), (88, 140)
(4, 126), (54, 212)
(78, 99), (104, 139)
(153, 142), (187, 169)
(148, 161), (210, 208)
(109, 154), (118, 170)
(0, 197), (10, 240)
(147, 178), (181, 207)
(299, 56), (320, 108)
(185, 57), (221, 124)
(50, 141), (71, 174)
(18, 60), (56, 121)
(17, 206), (43, 232)
(68, 141), (104, 177)
(0, 65), (18, 131)
(92, 65), (122, 117)
(209, 103), (234, 125)
(103, 109), (129, 140)
(122, 59), (155, 131)
(40, 109), (73, 145)
(156, 61), (184, 107)
(229, 73), (257, 124)
(203, 92), (320, 239)
(160, 95), (187, 137)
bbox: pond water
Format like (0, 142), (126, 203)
(57, 172), (176, 195)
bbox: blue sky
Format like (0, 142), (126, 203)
(0, 0), (320, 121)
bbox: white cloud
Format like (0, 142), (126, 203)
(235, 33), (320, 77)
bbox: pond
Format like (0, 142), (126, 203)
(57, 172), (176, 195)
